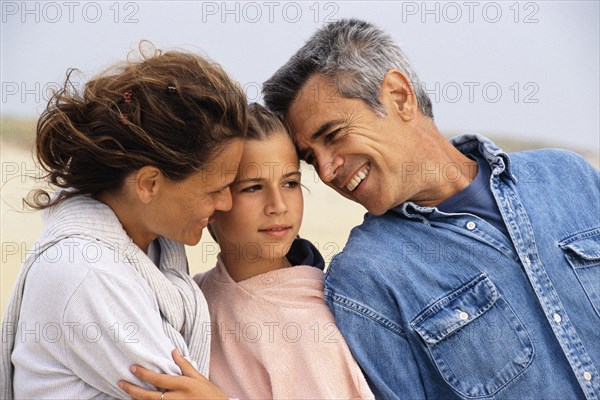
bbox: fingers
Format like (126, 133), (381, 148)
(129, 365), (183, 391)
(172, 349), (203, 380)
(170, 350), (228, 399)
(118, 379), (162, 400)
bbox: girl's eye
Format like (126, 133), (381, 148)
(242, 184), (262, 193)
(284, 180), (300, 189)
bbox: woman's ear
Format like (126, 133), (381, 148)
(134, 166), (163, 204)
(382, 69), (418, 121)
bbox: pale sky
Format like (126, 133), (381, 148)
(2, 0), (599, 151)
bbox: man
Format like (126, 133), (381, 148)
(263, 19), (600, 399)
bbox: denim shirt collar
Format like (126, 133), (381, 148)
(393, 133), (515, 221)
(451, 133), (516, 181)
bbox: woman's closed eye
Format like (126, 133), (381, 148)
(241, 184), (262, 193)
(210, 186), (228, 195)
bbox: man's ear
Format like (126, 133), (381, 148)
(382, 69), (418, 121)
(135, 166), (163, 204)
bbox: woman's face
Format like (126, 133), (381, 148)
(210, 133), (304, 263)
(148, 139), (244, 246)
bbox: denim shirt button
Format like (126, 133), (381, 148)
(459, 311), (469, 320)
(553, 313), (562, 323)
(584, 371), (592, 381)
(466, 221), (476, 230)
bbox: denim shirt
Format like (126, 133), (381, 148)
(324, 134), (600, 399)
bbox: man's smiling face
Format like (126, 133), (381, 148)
(285, 73), (423, 216)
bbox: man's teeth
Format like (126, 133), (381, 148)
(266, 227), (287, 231)
(346, 165), (370, 192)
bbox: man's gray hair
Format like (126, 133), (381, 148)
(263, 18), (433, 119)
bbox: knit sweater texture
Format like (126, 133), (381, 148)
(1, 195), (210, 399)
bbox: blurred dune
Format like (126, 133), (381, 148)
(1, 117), (598, 315)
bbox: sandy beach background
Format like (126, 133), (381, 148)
(1, 118), (598, 316)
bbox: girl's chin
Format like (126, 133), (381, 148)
(266, 242), (294, 261)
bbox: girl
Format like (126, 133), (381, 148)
(120, 104), (373, 399)
(1, 47), (245, 399)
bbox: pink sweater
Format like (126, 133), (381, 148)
(195, 256), (374, 399)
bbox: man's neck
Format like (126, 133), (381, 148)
(410, 132), (480, 208)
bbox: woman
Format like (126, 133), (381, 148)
(1, 47), (245, 398)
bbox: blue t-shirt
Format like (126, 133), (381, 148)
(437, 153), (510, 238)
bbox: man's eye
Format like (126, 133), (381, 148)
(324, 130), (338, 143)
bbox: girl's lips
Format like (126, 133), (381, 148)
(258, 226), (292, 238)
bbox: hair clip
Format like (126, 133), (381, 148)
(122, 90), (133, 103)
(167, 85), (177, 94)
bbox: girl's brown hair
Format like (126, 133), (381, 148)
(246, 102), (289, 140)
(30, 45), (248, 209)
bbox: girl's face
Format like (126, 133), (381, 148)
(211, 132), (304, 264)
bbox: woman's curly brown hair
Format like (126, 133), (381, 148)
(29, 44), (248, 209)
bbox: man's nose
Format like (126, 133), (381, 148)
(315, 149), (343, 184)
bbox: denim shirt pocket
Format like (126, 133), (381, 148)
(410, 274), (534, 399)
(559, 228), (600, 318)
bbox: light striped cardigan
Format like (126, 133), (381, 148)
(1, 194), (210, 398)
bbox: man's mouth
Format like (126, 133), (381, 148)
(344, 164), (371, 192)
